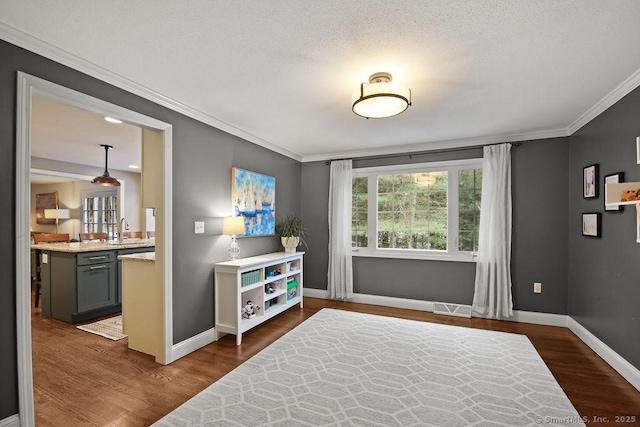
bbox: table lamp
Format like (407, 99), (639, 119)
(44, 208), (71, 233)
(222, 216), (246, 260)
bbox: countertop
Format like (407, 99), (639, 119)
(31, 239), (155, 253)
(118, 252), (155, 262)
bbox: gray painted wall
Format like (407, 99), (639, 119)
(301, 138), (570, 314)
(1, 39), (300, 419)
(300, 161), (330, 290)
(511, 138), (569, 313)
(568, 86), (640, 370)
(4, 34), (639, 421)
(0, 39), (19, 423)
(170, 116), (300, 341)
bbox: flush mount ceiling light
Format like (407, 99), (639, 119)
(352, 72), (412, 119)
(104, 116), (122, 123)
(91, 144), (121, 186)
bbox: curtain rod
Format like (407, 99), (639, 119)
(324, 141), (520, 165)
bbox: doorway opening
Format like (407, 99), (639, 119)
(16, 72), (174, 425)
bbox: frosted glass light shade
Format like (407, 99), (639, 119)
(44, 208), (70, 219)
(223, 216), (246, 236)
(352, 80), (411, 119)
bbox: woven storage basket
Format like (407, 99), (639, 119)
(241, 270), (260, 287)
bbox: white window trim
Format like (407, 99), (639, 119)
(353, 158), (482, 262)
(80, 188), (119, 236)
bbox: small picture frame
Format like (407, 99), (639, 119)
(36, 192), (58, 225)
(583, 164), (598, 199)
(604, 172), (624, 212)
(582, 213), (601, 237)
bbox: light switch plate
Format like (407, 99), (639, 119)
(41, 253), (48, 264)
(194, 221), (205, 234)
(534, 282), (542, 293)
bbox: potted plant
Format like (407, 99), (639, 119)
(275, 213), (308, 253)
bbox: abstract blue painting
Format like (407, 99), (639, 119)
(232, 167), (276, 237)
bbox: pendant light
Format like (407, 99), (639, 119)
(352, 72), (412, 119)
(91, 144), (121, 186)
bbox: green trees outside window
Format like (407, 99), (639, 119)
(352, 160), (482, 259)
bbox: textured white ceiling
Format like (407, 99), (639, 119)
(3, 1), (640, 161)
(31, 96), (142, 172)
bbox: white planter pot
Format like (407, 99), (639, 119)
(281, 236), (299, 253)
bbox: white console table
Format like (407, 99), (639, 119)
(214, 252), (304, 345)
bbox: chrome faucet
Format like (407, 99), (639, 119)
(118, 217), (129, 243)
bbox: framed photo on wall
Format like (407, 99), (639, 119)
(35, 191), (58, 225)
(582, 212), (601, 237)
(583, 164), (598, 199)
(231, 167), (276, 237)
(604, 172), (624, 212)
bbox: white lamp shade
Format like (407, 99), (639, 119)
(352, 82), (411, 118)
(222, 216), (246, 236)
(44, 208), (71, 219)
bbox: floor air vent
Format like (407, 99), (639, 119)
(433, 302), (472, 318)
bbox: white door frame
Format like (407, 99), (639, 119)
(15, 72), (174, 426)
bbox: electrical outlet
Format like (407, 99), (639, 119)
(534, 282), (542, 293)
(194, 221), (205, 234)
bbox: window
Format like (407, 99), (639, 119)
(352, 176), (368, 248)
(352, 159), (482, 261)
(458, 168), (482, 252)
(81, 189), (118, 238)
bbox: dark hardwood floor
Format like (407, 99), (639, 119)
(31, 296), (640, 426)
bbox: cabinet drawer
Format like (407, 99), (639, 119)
(77, 251), (115, 266)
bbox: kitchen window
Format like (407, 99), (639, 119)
(352, 158), (482, 262)
(81, 188), (118, 238)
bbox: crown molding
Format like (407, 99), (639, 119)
(0, 21), (302, 162)
(4, 20), (640, 164)
(301, 128), (569, 163)
(567, 67), (640, 135)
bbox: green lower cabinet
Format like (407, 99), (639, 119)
(48, 250), (122, 323)
(77, 262), (116, 313)
(40, 246), (154, 323)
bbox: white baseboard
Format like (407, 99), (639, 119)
(305, 288), (565, 326)
(305, 289), (434, 311)
(511, 310), (568, 327)
(303, 288), (330, 299)
(171, 327), (216, 362)
(304, 287), (640, 392)
(352, 293), (434, 312)
(568, 317), (640, 392)
(0, 414), (19, 427)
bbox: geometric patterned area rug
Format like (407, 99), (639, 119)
(76, 315), (127, 341)
(154, 308), (584, 426)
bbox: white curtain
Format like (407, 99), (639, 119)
(327, 160), (353, 300)
(471, 143), (513, 319)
